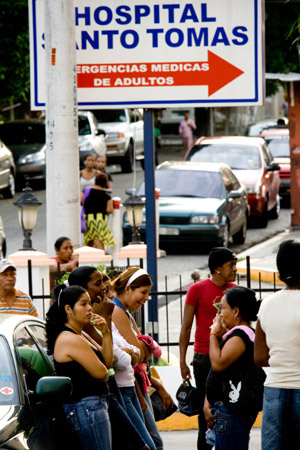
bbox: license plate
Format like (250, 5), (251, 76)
(159, 227), (180, 236)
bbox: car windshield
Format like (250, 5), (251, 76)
(137, 169), (225, 199)
(188, 144), (262, 170)
(0, 336), (19, 405)
(0, 123), (45, 145)
(264, 137), (290, 158)
(92, 109), (126, 123)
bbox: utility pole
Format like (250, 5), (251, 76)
(44, 0), (81, 255)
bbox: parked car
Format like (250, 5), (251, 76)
(260, 128), (290, 205)
(0, 216), (6, 257)
(0, 314), (72, 449)
(0, 138), (16, 198)
(123, 161), (249, 248)
(92, 108), (144, 173)
(245, 117), (288, 136)
(184, 136), (281, 228)
(0, 112), (106, 183)
(78, 111), (106, 168)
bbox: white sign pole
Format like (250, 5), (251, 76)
(44, 0), (81, 255)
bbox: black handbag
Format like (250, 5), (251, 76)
(176, 380), (202, 417)
(221, 364), (266, 418)
(150, 390), (178, 421)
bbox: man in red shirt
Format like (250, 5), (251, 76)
(179, 247), (237, 450)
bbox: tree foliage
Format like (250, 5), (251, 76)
(0, 1), (299, 107)
(0, 0), (30, 105)
(265, 2), (300, 97)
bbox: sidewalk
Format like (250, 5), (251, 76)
(156, 227), (300, 435)
(236, 228), (300, 283)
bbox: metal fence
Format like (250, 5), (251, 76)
(25, 256), (282, 362)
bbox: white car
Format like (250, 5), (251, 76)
(0, 138), (16, 198)
(78, 111), (107, 168)
(92, 109), (144, 173)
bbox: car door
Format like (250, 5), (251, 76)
(0, 139), (10, 189)
(221, 167), (243, 235)
(15, 324), (54, 395)
(131, 109), (144, 154)
(261, 142), (280, 210)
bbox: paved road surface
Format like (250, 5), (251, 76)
(161, 428), (261, 449)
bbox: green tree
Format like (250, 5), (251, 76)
(0, 0), (30, 106)
(265, 2), (300, 96)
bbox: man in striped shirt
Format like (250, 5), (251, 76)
(0, 259), (38, 316)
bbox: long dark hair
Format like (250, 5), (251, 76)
(276, 240), (300, 287)
(46, 285), (87, 355)
(68, 266), (98, 289)
(225, 286), (260, 322)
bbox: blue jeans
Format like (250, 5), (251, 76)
(214, 403), (253, 450)
(120, 386), (156, 450)
(143, 390), (164, 450)
(262, 386), (300, 450)
(63, 395), (111, 450)
(193, 353), (213, 450)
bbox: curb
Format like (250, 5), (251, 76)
(237, 265), (284, 285)
(157, 411), (262, 431)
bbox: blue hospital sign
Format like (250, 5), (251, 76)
(29, 0), (264, 109)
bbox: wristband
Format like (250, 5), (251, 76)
(210, 333), (219, 338)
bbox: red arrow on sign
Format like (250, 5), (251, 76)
(77, 50), (244, 96)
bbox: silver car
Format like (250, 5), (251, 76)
(0, 314), (72, 449)
(0, 216), (6, 258)
(0, 112), (107, 183)
(0, 138), (16, 198)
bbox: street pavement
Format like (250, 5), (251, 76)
(161, 428), (261, 449)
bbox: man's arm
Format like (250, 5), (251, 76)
(179, 303), (196, 380)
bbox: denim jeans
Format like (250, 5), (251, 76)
(143, 390), (164, 450)
(192, 353), (213, 450)
(214, 403), (253, 450)
(109, 390), (145, 449)
(120, 386), (156, 450)
(262, 386), (300, 450)
(63, 395), (111, 450)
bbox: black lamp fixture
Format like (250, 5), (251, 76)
(13, 185), (42, 251)
(123, 189), (145, 244)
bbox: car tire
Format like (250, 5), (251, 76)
(269, 195), (280, 220)
(232, 213), (247, 244)
(257, 200), (268, 228)
(2, 172), (15, 199)
(218, 220), (230, 247)
(121, 143), (134, 173)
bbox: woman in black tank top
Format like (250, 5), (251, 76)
(46, 285), (112, 450)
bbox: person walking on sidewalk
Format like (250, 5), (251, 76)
(179, 247), (237, 450)
(254, 239), (300, 450)
(179, 111), (196, 153)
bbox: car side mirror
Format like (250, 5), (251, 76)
(228, 191), (241, 199)
(97, 129), (106, 136)
(267, 163), (280, 172)
(35, 376), (72, 400)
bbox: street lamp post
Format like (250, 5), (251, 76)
(123, 190), (145, 245)
(13, 186), (42, 251)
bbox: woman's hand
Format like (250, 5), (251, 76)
(96, 295), (115, 318)
(90, 313), (109, 335)
(152, 377), (174, 410)
(203, 398), (214, 430)
(210, 314), (227, 338)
